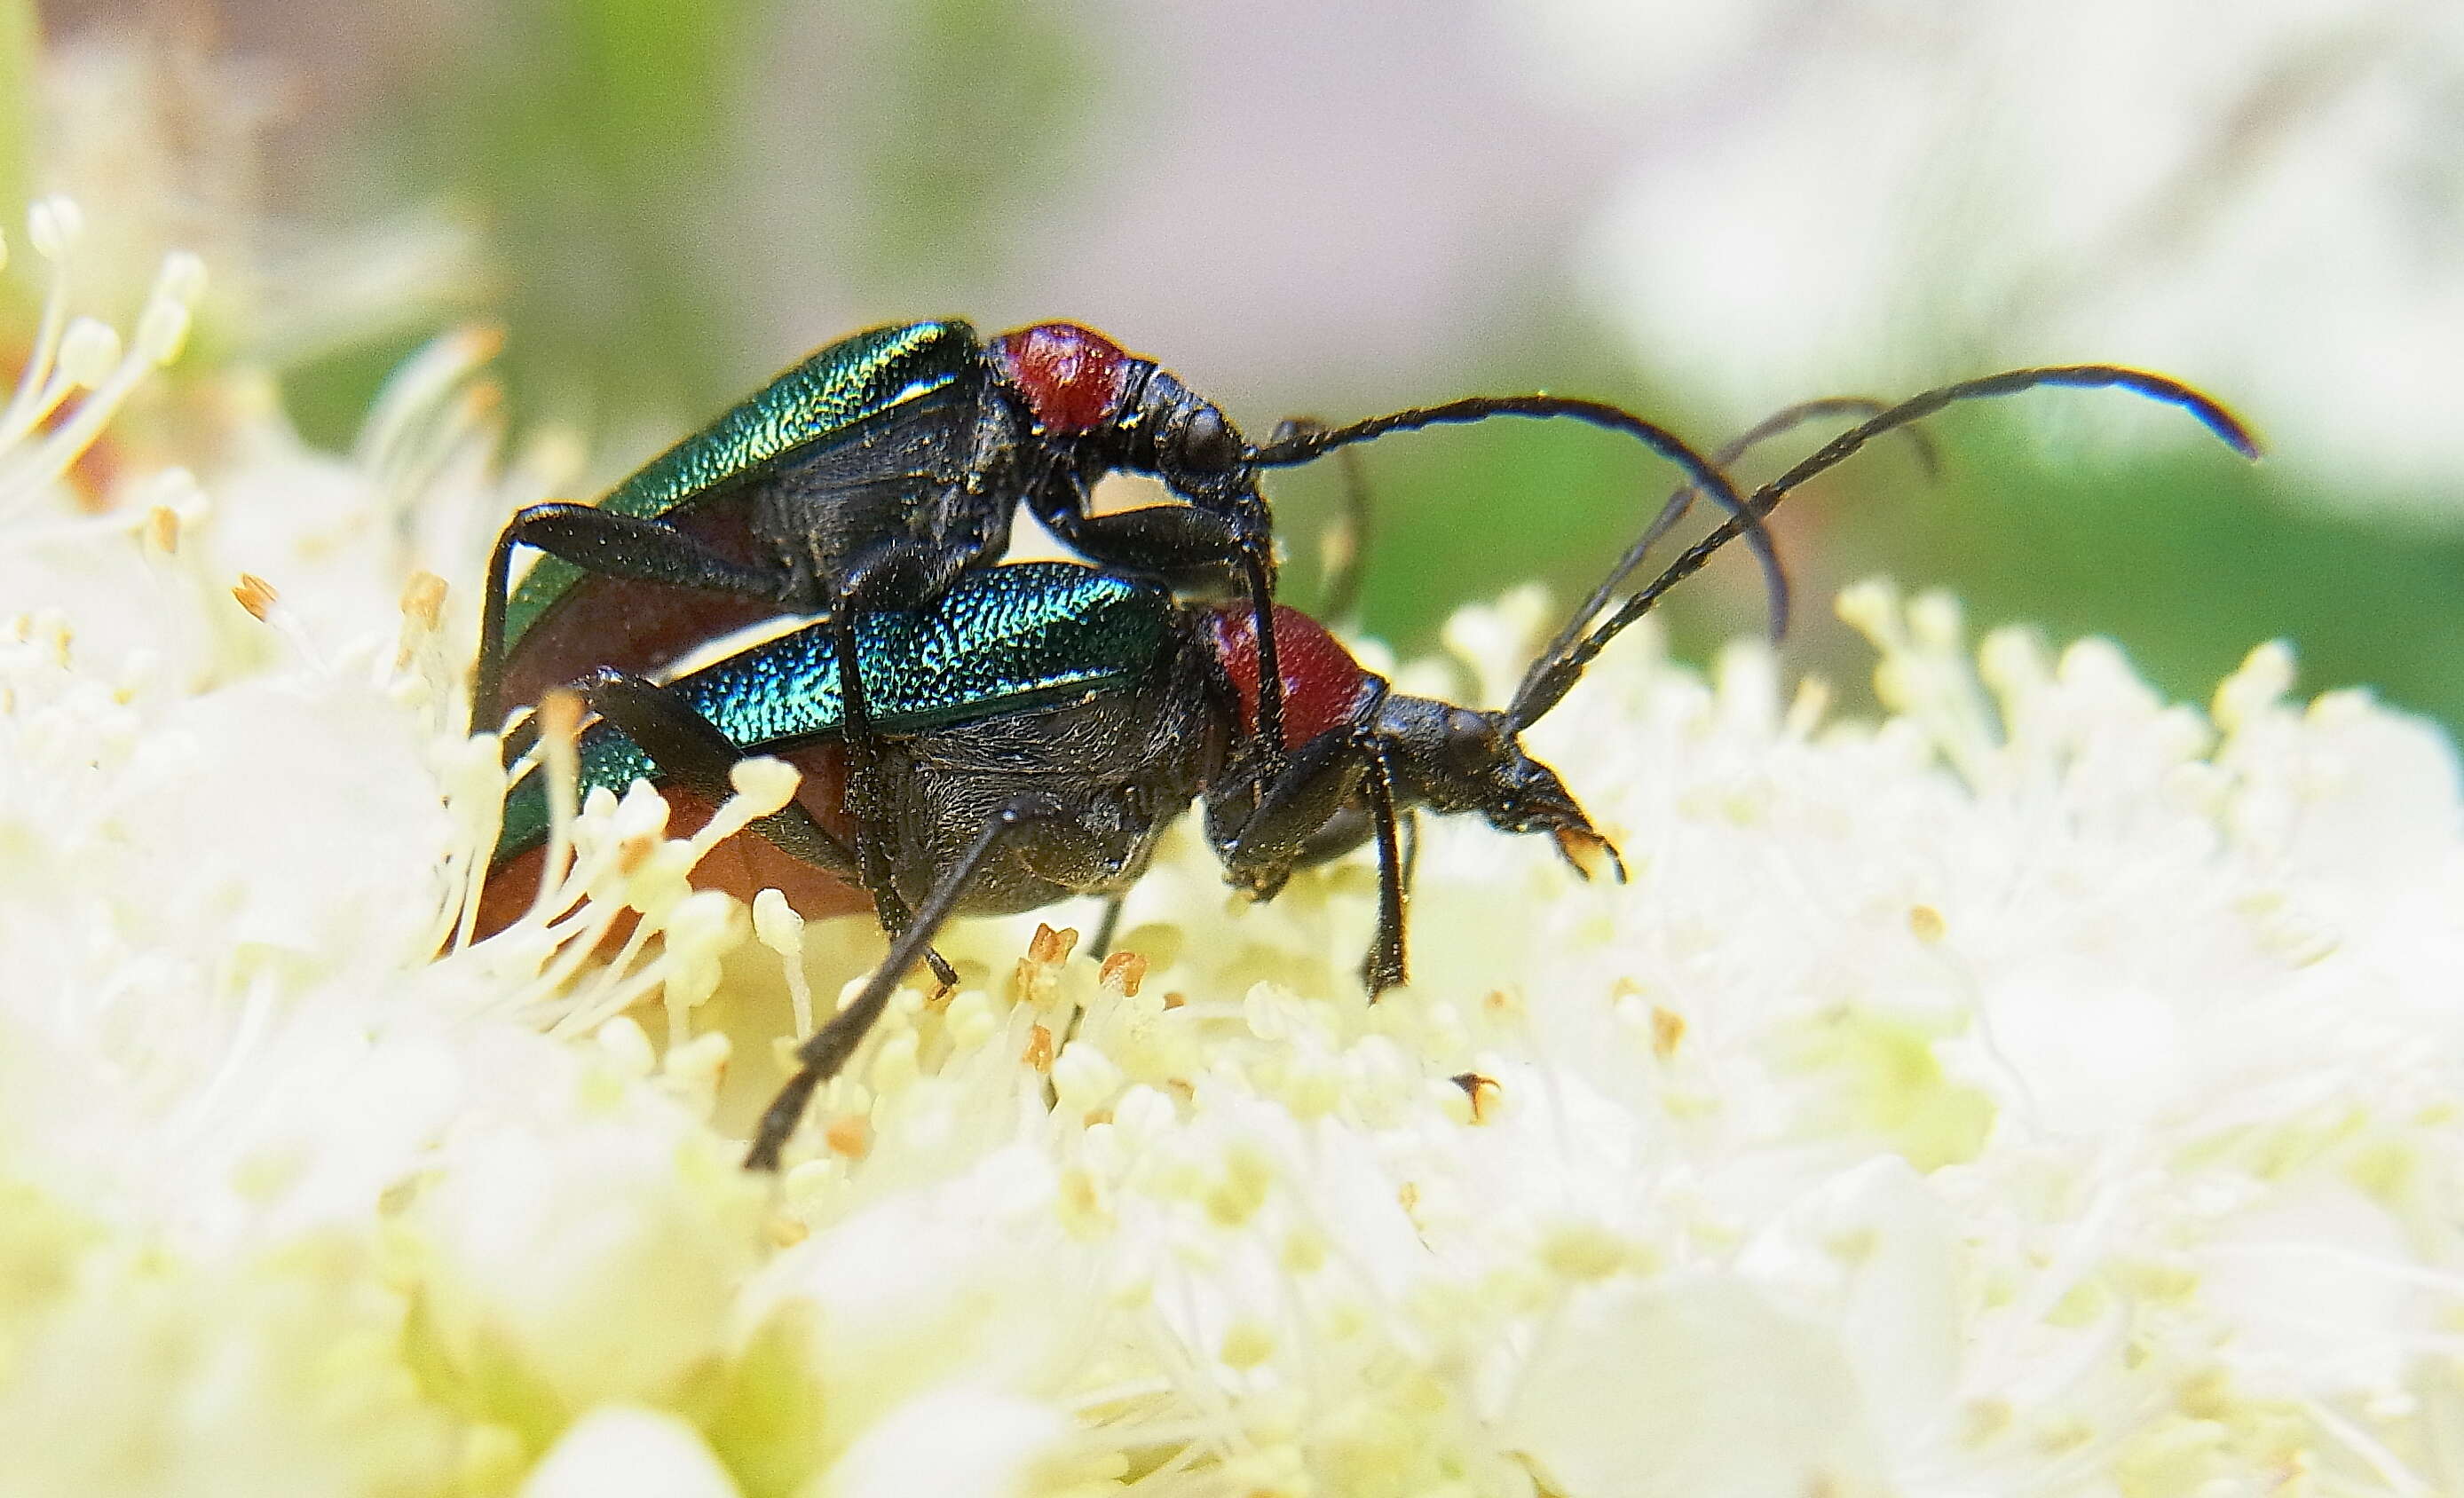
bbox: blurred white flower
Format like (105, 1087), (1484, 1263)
(37, 30), (489, 368)
(3, 198), (2462, 1498)
(519, 1407), (740, 1498)
(1528, 0), (2464, 507)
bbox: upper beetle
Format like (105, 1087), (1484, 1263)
(475, 361), (2257, 1171)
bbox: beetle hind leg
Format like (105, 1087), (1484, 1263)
(576, 668), (854, 875)
(478, 502), (792, 741)
(746, 792), (1078, 1171)
(824, 556), (979, 991)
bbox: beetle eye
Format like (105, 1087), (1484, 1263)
(1442, 708), (1501, 773)
(1181, 406), (1243, 472)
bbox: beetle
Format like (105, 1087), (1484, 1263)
(479, 362), (2255, 1171)
(472, 319), (1773, 970)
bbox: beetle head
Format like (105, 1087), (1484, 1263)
(1376, 694), (1624, 879)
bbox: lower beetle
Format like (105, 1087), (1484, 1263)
(479, 363), (2255, 1171)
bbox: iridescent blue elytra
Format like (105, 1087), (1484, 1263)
(494, 562), (1173, 861)
(499, 319), (982, 655)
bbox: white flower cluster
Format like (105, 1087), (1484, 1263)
(3, 202), (2461, 1498)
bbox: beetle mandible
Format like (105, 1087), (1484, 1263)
(479, 362), (2255, 1171)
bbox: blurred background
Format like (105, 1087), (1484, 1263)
(11, 0), (2464, 732)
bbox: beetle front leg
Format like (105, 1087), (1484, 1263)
(1039, 497), (1291, 774)
(477, 502), (790, 736)
(1206, 730), (1370, 904)
(1208, 732), (1410, 993)
(1358, 743), (1408, 993)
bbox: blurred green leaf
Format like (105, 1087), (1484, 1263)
(388, 0), (759, 428)
(359, 0), (1097, 444)
(853, 0), (1092, 289)
(1844, 432), (2464, 732)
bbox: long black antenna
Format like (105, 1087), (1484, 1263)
(1251, 394), (1789, 639)
(1501, 366), (2260, 732)
(1519, 396), (1939, 723)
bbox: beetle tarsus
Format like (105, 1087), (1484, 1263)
(1087, 894), (1127, 961)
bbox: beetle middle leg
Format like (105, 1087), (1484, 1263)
(1038, 493), (1291, 770)
(745, 792), (1086, 1171)
(824, 543), (983, 989)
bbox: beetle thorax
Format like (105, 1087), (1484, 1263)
(1204, 602), (1376, 749)
(988, 322), (1136, 436)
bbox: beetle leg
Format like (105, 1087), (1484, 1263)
(1359, 742), (1408, 994)
(1206, 729), (1410, 994)
(1087, 894), (1127, 961)
(1261, 795), (1417, 883)
(827, 611), (959, 989)
(1205, 729), (1370, 904)
(1299, 809), (1370, 863)
(1038, 496), (1291, 777)
(1047, 892), (1126, 1113)
(571, 669), (964, 983)
(825, 547), (982, 991)
(573, 668), (856, 878)
(824, 615), (899, 913)
(478, 502), (789, 737)
(1039, 499), (1248, 593)
(746, 792), (1076, 1171)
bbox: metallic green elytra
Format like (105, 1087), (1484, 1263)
(499, 319), (983, 656)
(495, 562), (1174, 861)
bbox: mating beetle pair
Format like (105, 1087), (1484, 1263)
(476, 319), (1768, 974)
(477, 319), (2255, 1170)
